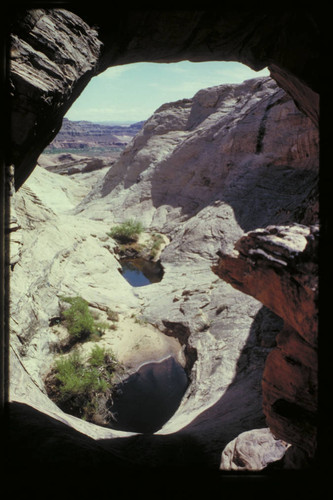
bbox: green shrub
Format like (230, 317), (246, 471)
(94, 321), (110, 335)
(89, 344), (109, 367)
(52, 345), (118, 420)
(55, 351), (109, 400)
(107, 219), (144, 243)
(59, 296), (108, 343)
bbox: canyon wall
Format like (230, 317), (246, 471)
(78, 76), (318, 232)
(7, 75), (319, 471)
(77, 76), (319, 467)
(7, 8), (320, 191)
(8, 9), (102, 189)
(46, 118), (144, 151)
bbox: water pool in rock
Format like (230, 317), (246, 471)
(108, 356), (189, 434)
(120, 258), (164, 287)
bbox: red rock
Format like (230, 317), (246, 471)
(213, 223), (318, 457)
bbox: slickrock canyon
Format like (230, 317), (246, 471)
(2, 7), (324, 484)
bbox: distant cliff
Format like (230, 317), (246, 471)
(46, 117), (144, 152)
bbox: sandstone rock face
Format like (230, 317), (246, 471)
(38, 152), (114, 179)
(9, 167), (138, 389)
(213, 223), (318, 459)
(9, 163), (279, 459)
(213, 224), (318, 344)
(46, 118), (144, 151)
(5, 5), (321, 468)
(9, 9), (102, 189)
(7, 72), (319, 470)
(78, 77), (318, 235)
(7, 8), (320, 191)
(75, 78), (318, 465)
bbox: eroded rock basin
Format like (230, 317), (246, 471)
(108, 356), (189, 434)
(120, 258), (164, 287)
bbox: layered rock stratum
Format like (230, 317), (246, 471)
(8, 74), (319, 471)
(46, 117), (144, 152)
(213, 223), (318, 464)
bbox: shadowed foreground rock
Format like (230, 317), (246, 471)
(9, 9), (102, 189)
(213, 223), (318, 460)
(220, 428), (290, 470)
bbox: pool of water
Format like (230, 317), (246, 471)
(120, 258), (164, 287)
(108, 356), (189, 434)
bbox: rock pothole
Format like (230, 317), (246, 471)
(43, 300), (192, 432)
(119, 258), (164, 287)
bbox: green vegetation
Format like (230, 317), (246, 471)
(150, 233), (165, 259)
(107, 219), (144, 244)
(46, 297), (125, 423)
(89, 344), (116, 367)
(50, 345), (119, 421)
(60, 296), (109, 343)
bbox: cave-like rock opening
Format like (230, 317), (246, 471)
(2, 7), (321, 478)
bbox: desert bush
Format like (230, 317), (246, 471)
(88, 344), (116, 367)
(55, 351), (109, 399)
(51, 345), (118, 421)
(94, 321), (110, 336)
(107, 219), (144, 243)
(59, 296), (108, 343)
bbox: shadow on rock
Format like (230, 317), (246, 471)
(6, 307), (283, 472)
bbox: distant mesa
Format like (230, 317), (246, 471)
(45, 117), (145, 154)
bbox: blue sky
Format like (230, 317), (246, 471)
(65, 61), (269, 123)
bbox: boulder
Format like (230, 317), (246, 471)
(220, 427), (290, 470)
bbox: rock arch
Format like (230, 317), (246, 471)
(7, 8), (320, 190)
(3, 7), (321, 475)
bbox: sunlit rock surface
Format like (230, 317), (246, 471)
(8, 73), (318, 470)
(78, 77), (318, 236)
